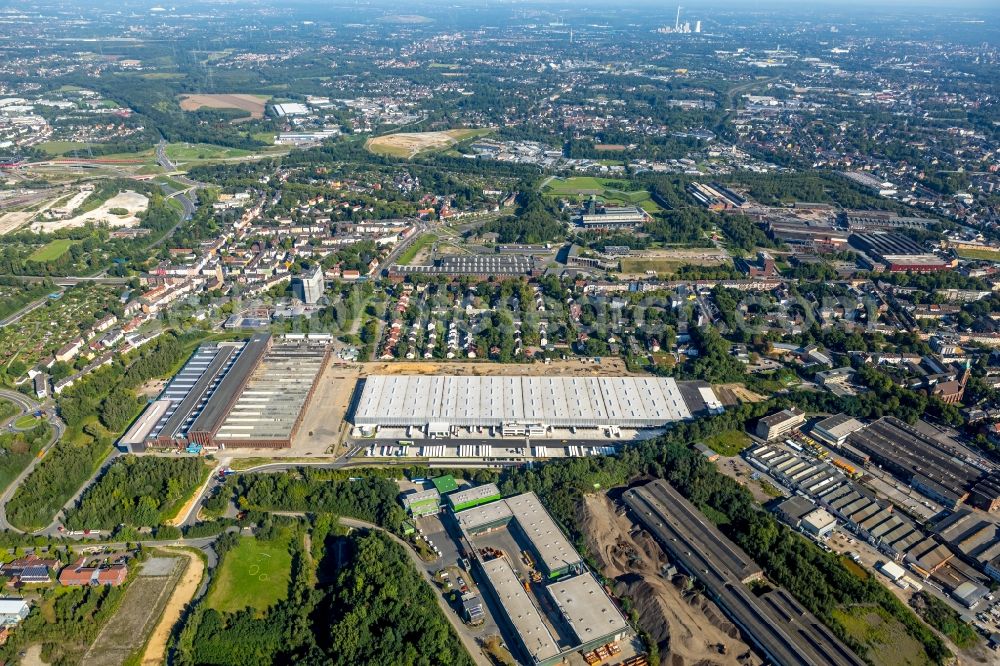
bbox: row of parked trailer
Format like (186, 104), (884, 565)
(362, 443), (619, 458)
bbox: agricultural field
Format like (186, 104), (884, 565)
(366, 128), (489, 158)
(542, 176), (665, 213)
(206, 530), (295, 614)
(82, 557), (186, 666)
(27, 239), (75, 262)
(178, 93), (270, 118)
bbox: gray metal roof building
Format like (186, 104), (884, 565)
(212, 339), (329, 448)
(481, 557), (561, 663)
(353, 375), (708, 429)
(146, 342), (244, 446)
(188, 333), (271, 445)
(547, 573), (629, 644)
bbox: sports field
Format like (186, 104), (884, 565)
(206, 531), (294, 614)
(366, 128), (489, 158)
(27, 239), (75, 262)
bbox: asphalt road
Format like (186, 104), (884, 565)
(339, 516), (491, 666)
(0, 389), (65, 533)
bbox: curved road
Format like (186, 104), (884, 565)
(0, 389), (66, 533)
(339, 516), (490, 666)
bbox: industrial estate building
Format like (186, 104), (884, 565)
(755, 406), (805, 441)
(388, 255), (542, 280)
(624, 480), (866, 666)
(447, 483), (502, 512)
(811, 413), (864, 447)
(353, 375), (719, 435)
(210, 339), (330, 448)
(575, 200), (650, 230)
(118, 334), (329, 451)
(849, 232), (952, 272)
(453, 490), (629, 666)
(401, 489), (442, 518)
(847, 417), (987, 510)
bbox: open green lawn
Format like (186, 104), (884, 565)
(13, 415), (40, 429)
(164, 143), (254, 162)
(28, 239), (75, 262)
(832, 605), (932, 666)
(396, 233), (438, 266)
(957, 247), (1000, 262)
(36, 141), (98, 156)
(206, 531), (294, 614)
(702, 429), (750, 457)
(542, 176), (664, 213)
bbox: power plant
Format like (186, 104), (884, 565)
(658, 5), (702, 34)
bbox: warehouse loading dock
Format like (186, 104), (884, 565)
(624, 480), (867, 666)
(454, 492), (629, 666)
(352, 375), (716, 433)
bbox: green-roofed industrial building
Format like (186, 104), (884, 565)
(401, 488), (442, 517)
(447, 483), (502, 512)
(431, 475), (459, 495)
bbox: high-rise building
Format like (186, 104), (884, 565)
(695, 20), (702, 33)
(292, 266), (325, 304)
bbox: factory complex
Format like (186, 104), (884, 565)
(449, 489), (630, 666)
(118, 333), (329, 451)
(119, 336), (726, 458)
(624, 480), (866, 666)
(352, 375), (721, 437)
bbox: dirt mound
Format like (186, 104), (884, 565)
(579, 493), (759, 666)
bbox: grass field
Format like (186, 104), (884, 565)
(27, 239), (75, 262)
(833, 605), (932, 666)
(366, 128), (490, 158)
(957, 248), (1000, 262)
(206, 531), (294, 614)
(542, 176), (664, 213)
(13, 415), (40, 429)
(702, 429), (750, 457)
(36, 141), (98, 156)
(396, 233), (438, 265)
(164, 143), (254, 162)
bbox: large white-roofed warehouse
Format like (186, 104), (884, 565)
(351, 375), (717, 433)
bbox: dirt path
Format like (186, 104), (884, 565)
(579, 493), (759, 666)
(141, 549), (205, 666)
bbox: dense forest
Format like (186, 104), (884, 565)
(232, 469), (406, 532)
(178, 525), (472, 666)
(62, 455), (207, 530)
